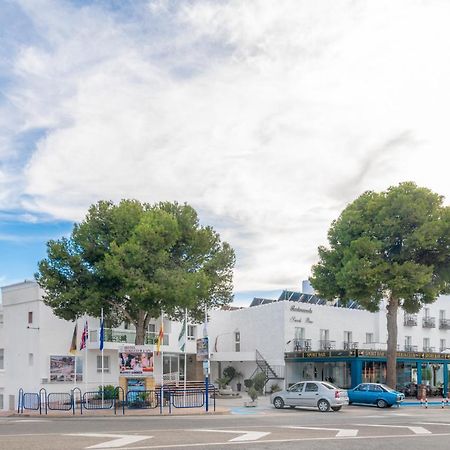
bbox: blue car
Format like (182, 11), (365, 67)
(348, 383), (405, 408)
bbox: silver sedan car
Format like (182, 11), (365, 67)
(271, 381), (349, 412)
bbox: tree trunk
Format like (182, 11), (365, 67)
(386, 296), (399, 388)
(134, 311), (152, 345)
(135, 311), (147, 345)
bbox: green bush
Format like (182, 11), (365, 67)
(97, 385), (117, 399)
(248, 387), (258, 401)
(223, 366), (237, 381)
(253, 372), (267, 393)
(216, 377), (230, 389)
(244, 378), (253, 389)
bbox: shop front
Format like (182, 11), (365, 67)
(285, 349), (450, 398)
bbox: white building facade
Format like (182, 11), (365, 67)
(1, 280), (450, 410)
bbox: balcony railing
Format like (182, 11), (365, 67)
(90, 328), (169, 345)
(343, 341), (359, 350)
(439, 319), (450, 330)
(319, 340), (336, 350)
(404, 345), (418, 352)
(403, 314), (417, 326)
(422, 317), (436, 328)
(293, 339), (312, 351)
(423, 346), (435, 352)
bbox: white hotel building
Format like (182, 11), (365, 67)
(1, 280), (450, 410)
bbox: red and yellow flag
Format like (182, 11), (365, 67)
(156, 322), (164, 355)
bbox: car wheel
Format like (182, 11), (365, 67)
(376, 399), (388, 408)
(331, 406), (342, 412)
(317, 399), (330, 412)
(273, 397), (285, 409)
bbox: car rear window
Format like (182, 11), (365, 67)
(321, 382), (336, 390)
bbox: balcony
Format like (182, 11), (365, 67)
(423, 346), (435, 352)
(343, 341), (359, 350)
(422, 317), (436, 328)
(319, 340), (336, 350)
(293, 339), (312, 351)
(89, 328), (169, 346)
(404, 345), (418, 352)
(439, 319), (450, 330)
(403, 314), (417, 326)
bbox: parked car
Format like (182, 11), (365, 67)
(271, 381), (349, 412)
(348, 383), (405, 407)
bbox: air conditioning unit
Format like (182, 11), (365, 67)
(41, 378), (48, 384)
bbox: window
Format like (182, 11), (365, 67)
(187, 325), (196, 341)
(355, 384), (369, 391)
(28, 353), (34, 366)
(28, 311), (33, 324)
(344, 331), (352, 342)
(148, 323), (156, 333)
(0, 314), (3, 325)
(424, 308), (430, 318)
(288, 382), (304, 392)
(423, 337), (430, 350)
(369, 384), (383, 392)
(295, 327), (305, 340)
(405, 336), (412, 346)
(0, 394), (3, 410)
(366, 333), (374, 344)
(0, 349), (3, 370)
(235, 331), (240, 352)
(440, 310), (446, 320)
(305, 382), (319, 392)
(320, 329), (329, 340)
(440, 339), (447, 352)
(96, 355), (110, 373)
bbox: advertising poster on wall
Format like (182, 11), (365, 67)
(119, 345), (154, 376)
(49, 355), (75, 382)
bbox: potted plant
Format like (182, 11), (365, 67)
(216, 377), (232, 395)
(245, 387), (258, 407)
(235, 371), (243, 392)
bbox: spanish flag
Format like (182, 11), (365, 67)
(156, 322), (164, 355)
(69, 323), (77, 355)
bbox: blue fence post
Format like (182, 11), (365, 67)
(443, 362), (448, 398)
(205, 376), (209, 412)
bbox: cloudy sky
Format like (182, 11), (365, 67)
(1, 0), (450, 303)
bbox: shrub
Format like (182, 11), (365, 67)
(248, 387), (258, 402)
(98, 385), (117, 399)
(253, 372), (267, 393)
(223, 366), (237, 381)
(216, 377), (230, 389)
(244, 379), (253, 389)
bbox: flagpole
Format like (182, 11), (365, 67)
(160, 310), (164, 408)
(204, 305), (209, 412)
(183, 308), (187, 406)
(101, 308), (104, 407)
(84, 316), (88, 392)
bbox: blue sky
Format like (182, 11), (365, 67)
(1, 0), (450, 305)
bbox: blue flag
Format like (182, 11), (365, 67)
(99, 318), (104, 351)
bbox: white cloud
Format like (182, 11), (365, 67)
(2, 0), (450, 291)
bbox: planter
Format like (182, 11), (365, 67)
(236, 383), (242, 392)
(244, 400), (258, 407)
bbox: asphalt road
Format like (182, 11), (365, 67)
(2, 405), (450, 450)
